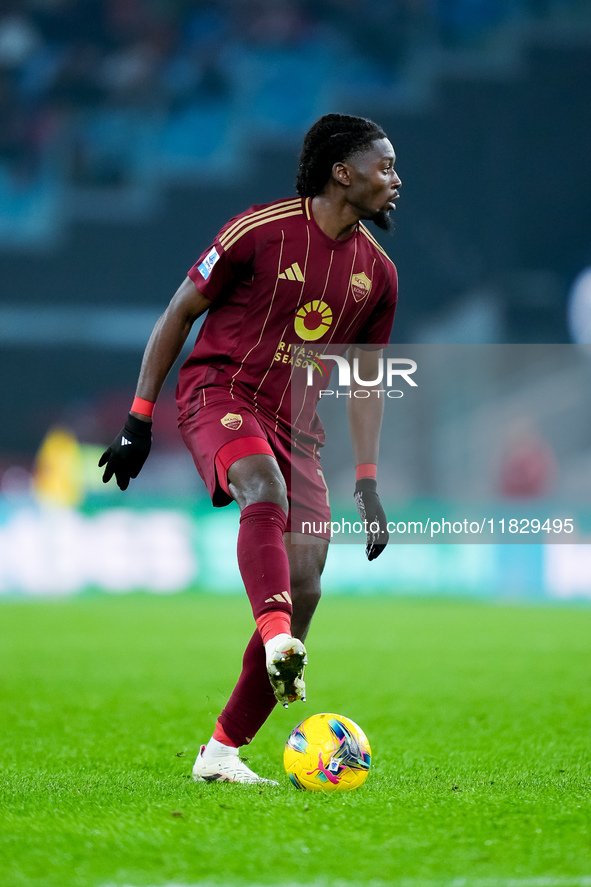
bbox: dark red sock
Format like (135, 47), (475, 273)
(218, 629), (277, 746)
(217, 503), (293, 747)
(237, 502), (292, 624)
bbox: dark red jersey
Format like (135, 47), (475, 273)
(176, 197), (398, 442)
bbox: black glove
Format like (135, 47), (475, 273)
(99, 413), (152, 491)
(354, 477), (389, 561)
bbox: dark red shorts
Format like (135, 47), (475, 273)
(179, 387), (331, 539)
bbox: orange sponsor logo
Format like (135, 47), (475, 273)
(294, 300), (333, 342)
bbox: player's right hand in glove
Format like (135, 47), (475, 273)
(354, 477), (389, 561)
(99, 414), (152, 491)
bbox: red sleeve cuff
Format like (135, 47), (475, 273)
(131, 397), (155, 418)
(355, 463), (377, 481)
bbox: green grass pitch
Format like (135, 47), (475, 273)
(1, 593), (590, 887)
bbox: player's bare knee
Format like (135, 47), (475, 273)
(233, 479), (288, 513)
(228, 455), (288, 513)
(251, 477), (288, 513)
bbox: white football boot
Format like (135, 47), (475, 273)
(265, 633), (307, 708)
(192, 740), (279, 786)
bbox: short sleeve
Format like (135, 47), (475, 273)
(187, 220), (255, 302)
(354, 262), (398, 348)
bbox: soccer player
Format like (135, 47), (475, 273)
(99, 113), (401, 784)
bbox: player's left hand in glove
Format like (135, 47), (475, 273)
(354, 477), (389, 561)
(99, 414), (152, 491)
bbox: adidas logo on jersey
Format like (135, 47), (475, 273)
(278, 262), (304, 282)
(121, 437), (132, 446)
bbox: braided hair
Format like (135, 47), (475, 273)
(296, 113), (387, 198)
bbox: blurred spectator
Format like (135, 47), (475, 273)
(499, 422), (557, 498)
(313, 0), (415, 73)
(231, 0), (312, 47)
(32, 426), (84, 508)
(0, 4), (41, 71)
(162, 3), (232, 107)
(0, 0), (583, 198)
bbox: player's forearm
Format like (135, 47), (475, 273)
(133, 308), (192, 407)
(130, 277), (211, 418)
(347, 392), (384, 465)
(347, 346), (385, 465)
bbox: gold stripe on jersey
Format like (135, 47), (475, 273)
(219, 197), (301, 246)
(325, 240), (358, 346)
(336, 257), (379, 344)
(221, 208), (303, 253)
(219, 199), (302, 249)
(252, 225), (311, 408)
(359, 223), (394, 263)
(276, 237), (330, 428)
(229, 230), (286, 397)
(304, 197), (311, 220)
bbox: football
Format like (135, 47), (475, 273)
(284, 712), (371, 791)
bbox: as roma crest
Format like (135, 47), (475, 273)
(221, 412), (243, 430)
(351, 271), (372, 302)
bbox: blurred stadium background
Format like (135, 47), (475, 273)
(1, 0), (591, 599)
